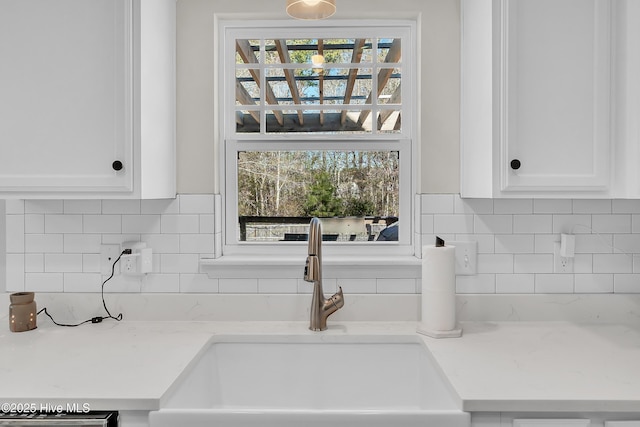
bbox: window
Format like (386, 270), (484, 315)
(218, 20), (417, 258)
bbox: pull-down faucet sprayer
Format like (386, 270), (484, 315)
(303, 217), (344, 331)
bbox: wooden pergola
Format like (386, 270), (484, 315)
(235, 38), (402, 133)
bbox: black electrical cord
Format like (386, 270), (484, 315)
(37, 250), (128, 327)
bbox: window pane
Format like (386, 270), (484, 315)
(234, 36), (403, 135)
(237, 151), (399, 242)
(377, 38), (401, 63)
(236, 39), (260, 63)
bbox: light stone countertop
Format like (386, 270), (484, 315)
(0, 320), (639, 413)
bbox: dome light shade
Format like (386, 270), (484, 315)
(286, 0), (336, 20)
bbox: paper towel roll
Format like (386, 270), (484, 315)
(420, 245), (457, 333)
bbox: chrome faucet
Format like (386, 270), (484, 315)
(303, 217), (345, 331)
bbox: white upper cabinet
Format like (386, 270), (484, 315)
(0, 0), (176, 199)
(461, 0), (639, 198)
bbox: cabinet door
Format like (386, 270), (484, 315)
(499, 0), (611, 193)
(0, 0), (133, 193)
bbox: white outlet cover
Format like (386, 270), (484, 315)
(553, 241), (574, 273)
(100, 244), (121, 276)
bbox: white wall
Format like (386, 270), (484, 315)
(175, 0), (460, 194)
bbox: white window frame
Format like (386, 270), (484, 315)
(215, 18), (419, 262)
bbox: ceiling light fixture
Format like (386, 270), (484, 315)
(311, 54), (325, 73)
(286, 0), (336, 20)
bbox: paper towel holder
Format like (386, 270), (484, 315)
(417, 239), (462, 339)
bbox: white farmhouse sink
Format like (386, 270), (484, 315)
(149, 335), (470, 427)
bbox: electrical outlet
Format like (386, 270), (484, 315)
(100, 244), (121, 276)
(554, 241), (574, 273)
(120, 241), (152, 276)
(449, 241), (478, 275)
(121, 254), (137, 274)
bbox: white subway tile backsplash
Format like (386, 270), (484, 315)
(514, 254), (553, 274)
(214, 194), (222, 232)
(7, 193), (640, 297)
(258, 278), (298, 293)
(338, 278), (377, 294)
(219, 278), (258, 293)
(161, 214), (199, 234)
(102, 199), (141, 214)
(613, 234), (640, 254)
(513, 215), (552, 234)
(475, 214), (512, 234)
(6, 254), (24, 292)
(573, 254), (593, 274)
(82, 254), (100, 273)
(141, 234), (180, 253)
(494, 199), (532, 214)
(6, 215), (24, 252)
(24, 214), (44, 234)
(25, 254), (44, 273)
(533, 199), (572, 214)
(421, 194), (454, 214)
(63, 234), (101, 253)
(63, 273), (101, 292)
(180, 273), (218, 293)
(141, 198), (179, 214)
(534, 274), (574, 293)
(179, 234), (214, 254)
(25, 200), (63, 214)
(199, 214), (215, 234)
(613, 199), (640, 213)
(455, 234), (495, 253)
(592, 214), (631, 234)
(377, 278), (417, 294)
(420, 215), (434, 235)
(142, 274), (180, 293)
(25, 234), (63, 253)
(495, 234), (534, 254)
(102, 274), (142, 293)
(454, 197), (493, 214)
(613, 274), (640, 293)
(83, 215), (121, 234)
(574, 274), (613, 293)
(575, 234), (613, 254)
(44, 254), (82, 273)
(434, 214), (474, 234)
(533, 234), (556, 254)
(456, 274), (495, 294)
(45, 214), (83, 234)
(478, 254), (514, 274)
(633, 254), (640, 273)
(160, 253), (199, 273)
(122, 215), (161, 234)
(64, 200), (101, 214)
(5, 200), (24, 214)
(593, 254), (632, 274)
(496, 274), (534, 294)
(552, 215), (591, 234)
(572, 199), (611, 214)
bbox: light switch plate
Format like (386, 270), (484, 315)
(449, 241), (477, 275)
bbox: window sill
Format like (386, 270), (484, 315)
(200, 255), (421, 279)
